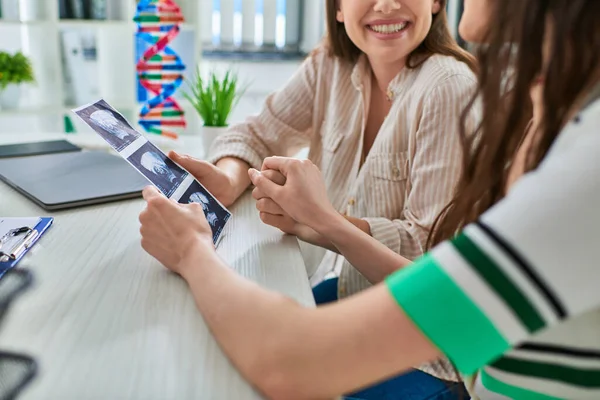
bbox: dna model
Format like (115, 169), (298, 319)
(134, 0), (186, 139)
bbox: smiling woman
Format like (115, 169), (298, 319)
(325, 0), (476, 71)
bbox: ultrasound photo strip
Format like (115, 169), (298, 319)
(72, 99), (232, 243)
(72, 99), (142, 153)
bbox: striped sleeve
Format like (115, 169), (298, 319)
(385, 101), (600, 375)
(207, 51), (323, 169)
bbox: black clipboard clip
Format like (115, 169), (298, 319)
(0, 218), (53, 270)
(0, 227), (38, 263)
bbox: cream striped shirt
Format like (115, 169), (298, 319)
(209, 48), (478, 381)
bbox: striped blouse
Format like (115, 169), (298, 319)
(387, 98), (600, 398)
(208, 49), (477, 381)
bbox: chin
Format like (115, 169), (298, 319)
(368, 47), (412, 65)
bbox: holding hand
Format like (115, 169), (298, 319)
(169, 151), (244, 207)
(139, 186), (215, 275)
(252, 169), (323, 242)
(248, 157), (339, 234)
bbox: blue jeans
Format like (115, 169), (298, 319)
(313, 278), (467, 400)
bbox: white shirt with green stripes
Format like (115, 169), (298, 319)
(386, 97), (600, 399)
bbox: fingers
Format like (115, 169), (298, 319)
(142, 186), (170, 214)
(252, 186), (266, 200)
(260, 156), (296, 176)
(252, 169), (286, 200)
(142, 186), (181, 222)
(143, 186), (168, 209)
(262, 157), (318, 177)
(248, 169), (282, 200)
(168, 151), (188, 164)
(256, 198), (285, 216)
(169, 151), (214, 179)
(260, 169), (286, 185)
(142, 185), (162, 200)
(259, 212), (291, 232)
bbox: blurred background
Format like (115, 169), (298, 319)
(0, 0), (464, 137)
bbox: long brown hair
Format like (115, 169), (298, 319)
(429, 0), (600, 247)
(323, 0), (477, 72)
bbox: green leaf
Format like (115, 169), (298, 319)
(183, 69), (246, 127)
(0, 51), (35, 88)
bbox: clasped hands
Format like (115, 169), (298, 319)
(249, 157), (340, 242)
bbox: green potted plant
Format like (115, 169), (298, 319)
(0, 51), (35, 110)
(184, 70), (246, 153)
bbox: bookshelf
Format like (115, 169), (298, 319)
(0, 0), (203, 135)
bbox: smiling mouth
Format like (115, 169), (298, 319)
(367, 22), (409, 34)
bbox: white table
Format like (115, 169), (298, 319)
(0, 133), (314, 399)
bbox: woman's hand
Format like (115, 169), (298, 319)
(139, 186), (215, 276)
(169, 152), (248, 207)
(251, 169), (300, 235)
(252, 168), (339, 251)
(248, 157), (340, 233)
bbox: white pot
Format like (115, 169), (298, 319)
(0, 84), (21, 110)
(201, 126), (228, 157)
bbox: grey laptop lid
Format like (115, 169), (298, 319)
(0, 150), (149, 210)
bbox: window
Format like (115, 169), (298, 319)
(446, 0), (466, 47)
(202, 0), (305, 57)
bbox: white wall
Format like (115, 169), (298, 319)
(301, 0), (326, 53)
(200, 59), (302, 125)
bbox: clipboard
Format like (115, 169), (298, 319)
(0, 218), (53, 276)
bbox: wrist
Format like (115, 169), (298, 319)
(295, 224), (338, 252)
(344, 215), (372, 236)
(293, 223), (317, 242)
(223, 172), (244, 204)
(310, 209), (348, 238)
(217, 158), (252, 202)
(178, 236), (218, 281)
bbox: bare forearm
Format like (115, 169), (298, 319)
(295, 225), (339, 253)
(314, 214), (411, 283)
(216, 157), (252, 200)
(180, 247), (308, 396)
(180, 246), (437, 399)
(345, 216), (372, 235)
(296, 216), (370, 254)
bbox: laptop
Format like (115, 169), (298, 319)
(0, 149), (149, 211)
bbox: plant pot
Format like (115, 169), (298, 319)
(201, 126), (228, 156)
(0, 84), (21, 110)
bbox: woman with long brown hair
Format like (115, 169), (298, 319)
(173, 0), (476, 303)
(168, 1), (476, 396)
(140, 0), (600, 399)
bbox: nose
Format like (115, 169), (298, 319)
(374, 0), (401, 14)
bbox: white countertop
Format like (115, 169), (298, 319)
(0, 133), (314, 399)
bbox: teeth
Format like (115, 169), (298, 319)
(370, 22), (407, 34)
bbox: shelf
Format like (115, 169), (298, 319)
(0, 103), (139, 116)
(0, 20), (197, 33)
(0, 19), (135, 27)
(59, 19), (133, 28)
(180, 23), (197, 31)
(0, 106), (61, 116)
(0, 99), (199, 116)
(0, 20), (53, 26)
